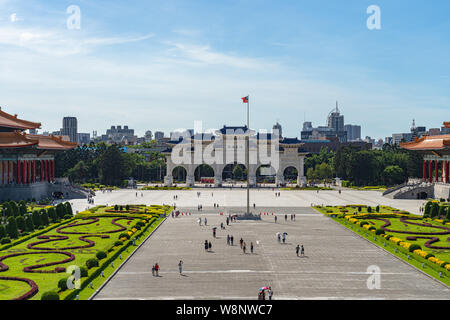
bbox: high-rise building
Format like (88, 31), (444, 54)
(61, 117), (78, 142)
(77, 133), (90, 145)
(344, 124), (361, 141)
(272, 122), (282, 138)
(327, 102), (344, 133)
(154, 131), (165, 141)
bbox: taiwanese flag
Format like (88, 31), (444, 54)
(242, 96), (249, 103)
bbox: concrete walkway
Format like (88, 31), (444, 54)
(94, 207), (449, 300)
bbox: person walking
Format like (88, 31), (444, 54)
(208, 241), (212, 252)
(284, 214), (287, 222)
(274, 215), (277, 223)
(152, 264), (155, 276)
(268, 287), (273, 300)
(204, 240), (208, 251)
(301, 245), (305, 257)
(282, 233), (286, 244)
(204, 217), (207, 226)
(227, 234), (230, 245)
(178, 260), (183, 274)
(240, 238), (244, 249)
(155, 263), (159, 276)
(198, 217), (202, 226)
(243, 242), (246, 254)
(213, 227), (216, 238)
(277, 233), (281, 243)
(250, 242), (254, 254)
(296, 244), (300, 257)
(226, 217), (229, 226)
(230, 235), (234, 246)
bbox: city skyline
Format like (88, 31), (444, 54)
(0, 0), (449, 139)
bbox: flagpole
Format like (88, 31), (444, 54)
(247, 95), (250, 215)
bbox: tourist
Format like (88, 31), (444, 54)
(285, 214), (287, 222)
(204, 217), (207, 225)
(155, 263), (159, 276)
(178, 260), (183, 274)
(198, 217), (202, 226)
(243, 242), (246, 254)
(240, 238), (244, 249)
(230, 235), (234, 246)
(226, 217), (229, 226)
(301, 245), (305, 256)
(282, 233), (287, 243)
(208, 241), (212, 251)
(277, 233), (281, 243)
(274, 216), (277, 223)
(152, 264), (155, 276)
(296, 244), (300, 257)
(213, 227), (216, 238)
(204, 240), (208, 251)
(250, 242), (254, 254)
(268, 287), (273, 300)
(227, 234), (230, 245)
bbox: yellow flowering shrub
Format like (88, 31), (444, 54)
(446, 264), (450, 271)
(389, 237), (402, 245)
(413, 249), (429, 258)
(399, 242), (411, 250)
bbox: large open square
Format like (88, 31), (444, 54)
(75, 189), (450, 300)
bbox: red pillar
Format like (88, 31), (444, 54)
(44, 160), (47, 182)
(52, 159), (55, 182)
(17, 160), (21, 184)
(435, 160), (438, 182)
(1, 161), (4, 185)
(445, 160), (449, 184)
(26, 161), (30, 184)
(428, 160), (432, 183)
(423, 160), (427, 182)
(40, 160), (43, 182)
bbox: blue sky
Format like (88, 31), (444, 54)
(0, 0), (449, 140)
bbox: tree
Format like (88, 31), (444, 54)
(25, 215), (35, 232)
(32, 210), (42, 228)
(56, 203), (66, 219)
(430, 203), (439, 218)
(15, 216), (26, 233)
(424, 201), (432, 218)
(9, 201), (19, 218)
(0, 225), (6, 239)
(41, 211), (49, 226)
(18, 200), (27, 216)
(383, 165), (405, 186)
(6, 216), (18, 239)
(67, 160), (89, 183)
(97, 145), (129, 186)
(64, 202), (73, 216)
(446, 206), (450, 220)
(48, 207), (58, 223)
(232, 165), (244, 180)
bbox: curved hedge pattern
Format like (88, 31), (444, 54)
(0, 215), (144, 300)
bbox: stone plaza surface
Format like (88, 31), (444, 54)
(90, 198), (450, 299)
(70, 188), (426, 216)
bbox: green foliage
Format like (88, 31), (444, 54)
(424, 201), (432, 218)
(409, 244), (421, 252)
(40, 211), (50, 226)
(114, 240), (123, 246)
(64, 202), (73, 216)
(96, 251), (107, 260)
(56, 203), (66, 219)
(58, 278), (69, 291)
(0, 237), (11, 244)
(31, 210), (42, 228)
(25, 215), (34, 232)
(86, 258), (99, 269)
(9, 201), (19, 218)
(430, 203), (439, 218)
(119, 232), (130, 240)
(15, 216), (26, 232)
(6, 216), (18, 239)
(375, 228), (385, 235)
(18, 201), (27, 216)
(0, 225), (6, 238)
(41, 291), (60, 300)
(80, 266), (88, 277)
(48, 207), (58, 222)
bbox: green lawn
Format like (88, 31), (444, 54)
(0, 204), (170, 300)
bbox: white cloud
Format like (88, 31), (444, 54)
(0, 26), (154, 56)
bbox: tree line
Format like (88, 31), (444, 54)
(305, 144), (422, 186)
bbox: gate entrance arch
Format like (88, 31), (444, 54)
(163, 126), (307, 187)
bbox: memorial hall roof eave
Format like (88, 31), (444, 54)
(400, 134), (450, 151)
(0, 108), (41, 130)
(0, 131), (39, 148)
(28, 134), (78, 150)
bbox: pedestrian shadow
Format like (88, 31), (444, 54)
(180, 274), (189, 277)
(298, 255), (309, 258)
(207, 250), (215, 253)
(281, 242), (292, 245)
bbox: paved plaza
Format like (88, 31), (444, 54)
(87, 189), (449, 300)
(71, 188), (426, 215)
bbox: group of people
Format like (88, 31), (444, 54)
(151, 263), (160, 276)
(275, 192), (281, 197)
(296, 244), (305, 257)
(197, 204), (203, 211)
(173, 195), (179, 200)
(198, 217), (208, 226)
(204, 239), (212, 251)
